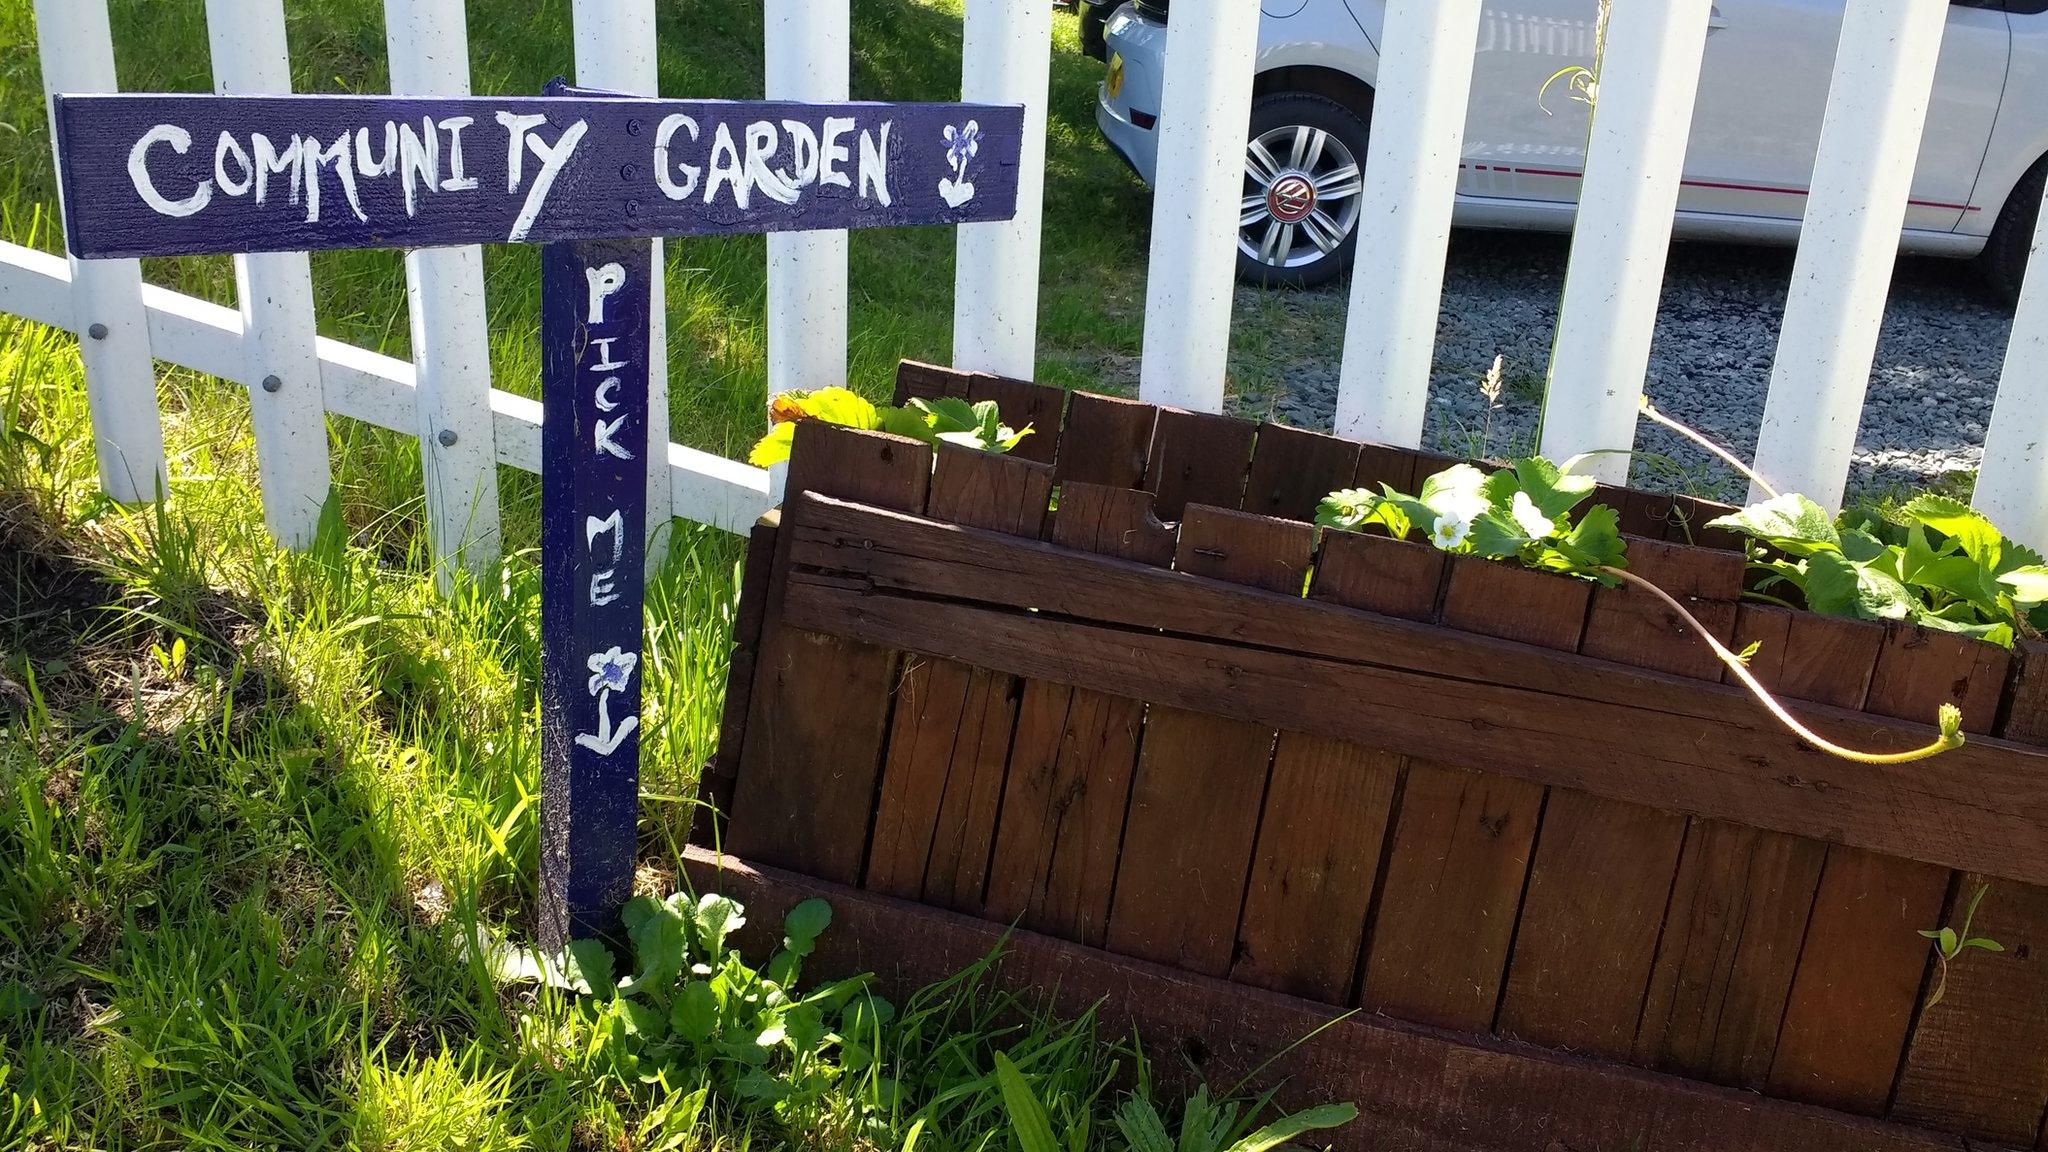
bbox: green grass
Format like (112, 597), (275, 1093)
(0, 2), (1339, 1149)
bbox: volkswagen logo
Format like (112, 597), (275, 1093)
(1267, 173), (1316, 224)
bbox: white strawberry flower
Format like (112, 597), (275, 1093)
(1431, 513), (1472, 550)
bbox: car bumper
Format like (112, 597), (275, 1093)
(1095, 4), (1165, 185)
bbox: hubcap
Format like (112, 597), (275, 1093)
(1241, 124), (1363, 271)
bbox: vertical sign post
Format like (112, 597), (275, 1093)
(539, 238), (651, 949)
(49, 88), (1024, 950)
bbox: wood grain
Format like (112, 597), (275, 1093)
(1144, 409), (1257, 521)
(1581, 535), (1743, 681)
(893, 358), (972, 405)
(2002, 640), (2048, 746)
(963, 372), (1065, 466)
(1241, 423), (1363, 523)
(1352, 441), (1421, 494)
(1358, 558), (1585, 1032)
(684, 844), (1976, 1152)
(694, 512), (780, 847)
(1106, 507), (1312, 976)
(1055, 392), (1155, 489)
(1309, 531), (1446, 622)
(982, 482), (1174, 946)
(1892, 877), (2048, 1145)
(724, 424), (932, 882)
(773, 494), (2048, 885)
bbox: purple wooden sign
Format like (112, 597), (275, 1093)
(52, 92), (1024, 258)
(538, 236), (650, 951)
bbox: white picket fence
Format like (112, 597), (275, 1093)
(9, 0), (2048, 595)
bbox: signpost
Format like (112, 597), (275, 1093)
(52, 85), (1024, 951)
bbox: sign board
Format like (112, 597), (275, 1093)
(53, 92), (1025, 258)
(50, 86), (1025, 950)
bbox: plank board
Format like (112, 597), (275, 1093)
(681, 844), (1975, 1152)
(694, 512), (781, 847)
(1144, 409), (1256, 520)
(893, 359), (973, 405)
(1358, 558), (1587, 1032)
(962, 373), (1065, 466)
(2003, 641), (2048, 746)
(1309, 531), (1447, 623)
(1055, 392), (1155, 489)
(865, 449), (1053, 908)
(1353, 440), (1422, 494)
(724, 425), (932, 882)
(981, 482), (1175, 946)
(772, 494), (2048, 886)
(1892, 877), (2048, 1145)
(1105, 507), (1311, 976)
(1241, 423), (1363, 523)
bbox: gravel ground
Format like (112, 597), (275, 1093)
(1214, 230), (2012, 505)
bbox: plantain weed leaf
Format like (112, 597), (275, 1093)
(993, 1051), (1061, 1152)
(1224, 1103), (1361, 1152)
(1709, 494), (1840, 556)
(782, 898), (832, 957)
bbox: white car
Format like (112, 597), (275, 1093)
(1088, 0), (2048, 296)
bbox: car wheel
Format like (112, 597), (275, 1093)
(1977, 155), (2046, 305)
(1237, 92), (1370, 289)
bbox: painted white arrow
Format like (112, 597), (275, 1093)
(575, 686), (639, 756)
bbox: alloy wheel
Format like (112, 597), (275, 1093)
(1239, 124), (1364, 270)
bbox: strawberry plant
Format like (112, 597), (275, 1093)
(750, 387), (1033, 466)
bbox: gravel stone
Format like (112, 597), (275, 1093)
(1220, 231), (2011, 505)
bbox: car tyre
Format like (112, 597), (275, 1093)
(1237, 91), (1371, 289)
(1978, 154), (2047, 305)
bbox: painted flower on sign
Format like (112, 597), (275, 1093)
(944, 120), (981, 166)
(587, 647), (639, 696)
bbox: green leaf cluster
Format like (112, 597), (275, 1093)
(519, 893), (901, 1130)
(749, 388), (1033, 467)
(1709, 493), (2048, 648)
(1317, 456), (1627, 583)
(992, 1051), (1357, 1152)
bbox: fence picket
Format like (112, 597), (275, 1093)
(203, 0), (331, 550)
(952, 0), (1052, 378)
(1331, 0), (1485, 447)
(34, 0), (167, 505)
(572, 0), (673, 568)
(764, 1), (850, 402)
(384, 0), (502, 594)
(1974, 186), (2048, 550)
(1749, 0), (1949, 510)
(1136, 0), (1261, 412)
(1536, 0), (1714, 484)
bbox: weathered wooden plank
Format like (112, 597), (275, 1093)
(1144, 409), (1257, 521)
(681, 844), (1975, 1152)
(1667, 493), (1744, 551)
(1242, 423), (1363, 523)
(1771, 621), (1991, 1116)
(1892, 878), (2048, 1145)
(866, 448), (1053, 908)
(1106, 507), (1312, 976)
(1229, 531), (1421, 1003)
(963, 373), (1065, 466)
(982, 482), (1175, 946)
(1636, 822), (1827, 1088)
(2003, 640), (2048, 746)
(1597, 483), (1678, 542)
(894, 358), (973, 405)
(1359, 557), (1585, 1032)
(1055, 392), (1156, 489)
(1581, 535), (1744, 681)
(773, 494), (2048, 886)
(724, 425), (932, 883)
(1352, 441), (1421, 494)
(694, 512), (781, 847)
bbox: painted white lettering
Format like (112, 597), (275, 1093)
(779, 119), (820, 188)
(653, 113), (701, 200)
(304, 133), (369, 224)
(507, 119), (587, 243)
(589, 570), (620, 607)
(438, 117), (479, 191)
(252, 132), (303, 207)
(593, 377), (621, 411)
(593, 414), (633, 461)
(743, 121), (800, 205)
(127, 125), (212, 218)
(857, 122), (892, 206)
(495, 111), (547, 193)
(214, 131), (253, 198)
(588, 337), (626, 372)
(355, 122), (398, 177)
(819, 116), (855, 189)
(586, 510), (625, 562)
(703, 122), (748, 208)
(396, 119), (438, 216)
(585, 262), (626, 324)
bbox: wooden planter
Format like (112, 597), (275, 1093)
(693, 360), (2048, 1152)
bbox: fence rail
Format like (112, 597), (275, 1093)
(12, 0), (2048, 574)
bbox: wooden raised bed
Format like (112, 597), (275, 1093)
(694, 360), (2048, 1152)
